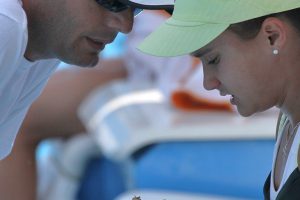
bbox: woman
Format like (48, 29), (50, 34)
(138, 0), (300, 199)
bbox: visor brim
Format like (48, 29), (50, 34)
(119, 0), (174, 10)
(138, 19), (230, 57)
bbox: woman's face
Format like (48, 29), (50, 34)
(192, 28), (283, 116)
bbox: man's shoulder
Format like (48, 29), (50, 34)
(0, 0), (28, 59)
(0, 0), (27, 42)
(0, 0), (27, 26)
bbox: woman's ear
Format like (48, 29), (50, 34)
(261, 17), (287, 49)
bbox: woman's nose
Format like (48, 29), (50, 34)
(108, 8), (134, 34)
(203, 68), (220, 91)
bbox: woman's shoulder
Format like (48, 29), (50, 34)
(275, 112), (288, 140)
(298, 146), (300, 170)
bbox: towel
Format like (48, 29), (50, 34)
(167, 59), (233, 112)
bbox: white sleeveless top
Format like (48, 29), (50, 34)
(270, 119), (300, 199)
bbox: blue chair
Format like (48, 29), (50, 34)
(76, 139), (274, 200)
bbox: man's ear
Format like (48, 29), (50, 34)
(261, 17), (287, 49)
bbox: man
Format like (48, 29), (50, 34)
(0, 1), (175, 199)
(0, 0), (174, 161)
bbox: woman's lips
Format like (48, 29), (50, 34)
(230, 95), (236, 105)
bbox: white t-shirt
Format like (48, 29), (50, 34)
(0, 0), (59, 159)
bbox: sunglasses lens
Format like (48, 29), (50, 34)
(96, 0), (143, 16)
(96, 0), (128, 12)
(133, 8), (143, 17)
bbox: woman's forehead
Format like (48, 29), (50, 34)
(191, 30), (237, 58)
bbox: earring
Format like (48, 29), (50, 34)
(273, 49), (279, 55)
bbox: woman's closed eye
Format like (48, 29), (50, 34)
(207, 56), (220, 65)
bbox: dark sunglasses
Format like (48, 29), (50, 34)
(95, 0), (143, 16)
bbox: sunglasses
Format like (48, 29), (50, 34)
(95, 0), (143, 16)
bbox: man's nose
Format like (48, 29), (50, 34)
(108, 8), (134, 34)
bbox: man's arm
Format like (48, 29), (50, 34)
(23, 58), (128, 141)
(0, 58), (128, 200)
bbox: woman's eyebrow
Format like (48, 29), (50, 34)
(191, 48), (212, 58)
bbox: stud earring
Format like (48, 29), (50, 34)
(273, 49), (279, 55)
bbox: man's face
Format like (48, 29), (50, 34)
(192, 29), (283, 117)
(26, 0), (134, 67)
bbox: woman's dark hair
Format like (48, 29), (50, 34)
(229, 7), (300, 40)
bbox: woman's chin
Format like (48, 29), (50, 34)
(236, 106), (255, 117)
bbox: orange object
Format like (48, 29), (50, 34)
(171, 90), (233, 112)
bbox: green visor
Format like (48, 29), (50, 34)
(138, 0), (300, 57)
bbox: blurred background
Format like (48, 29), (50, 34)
(34, 10), (278, 200)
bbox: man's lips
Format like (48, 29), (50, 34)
(86, 37), (106, 51)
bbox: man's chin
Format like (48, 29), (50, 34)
(64, 54), (99, 67)
(83, 56), (99, 67)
